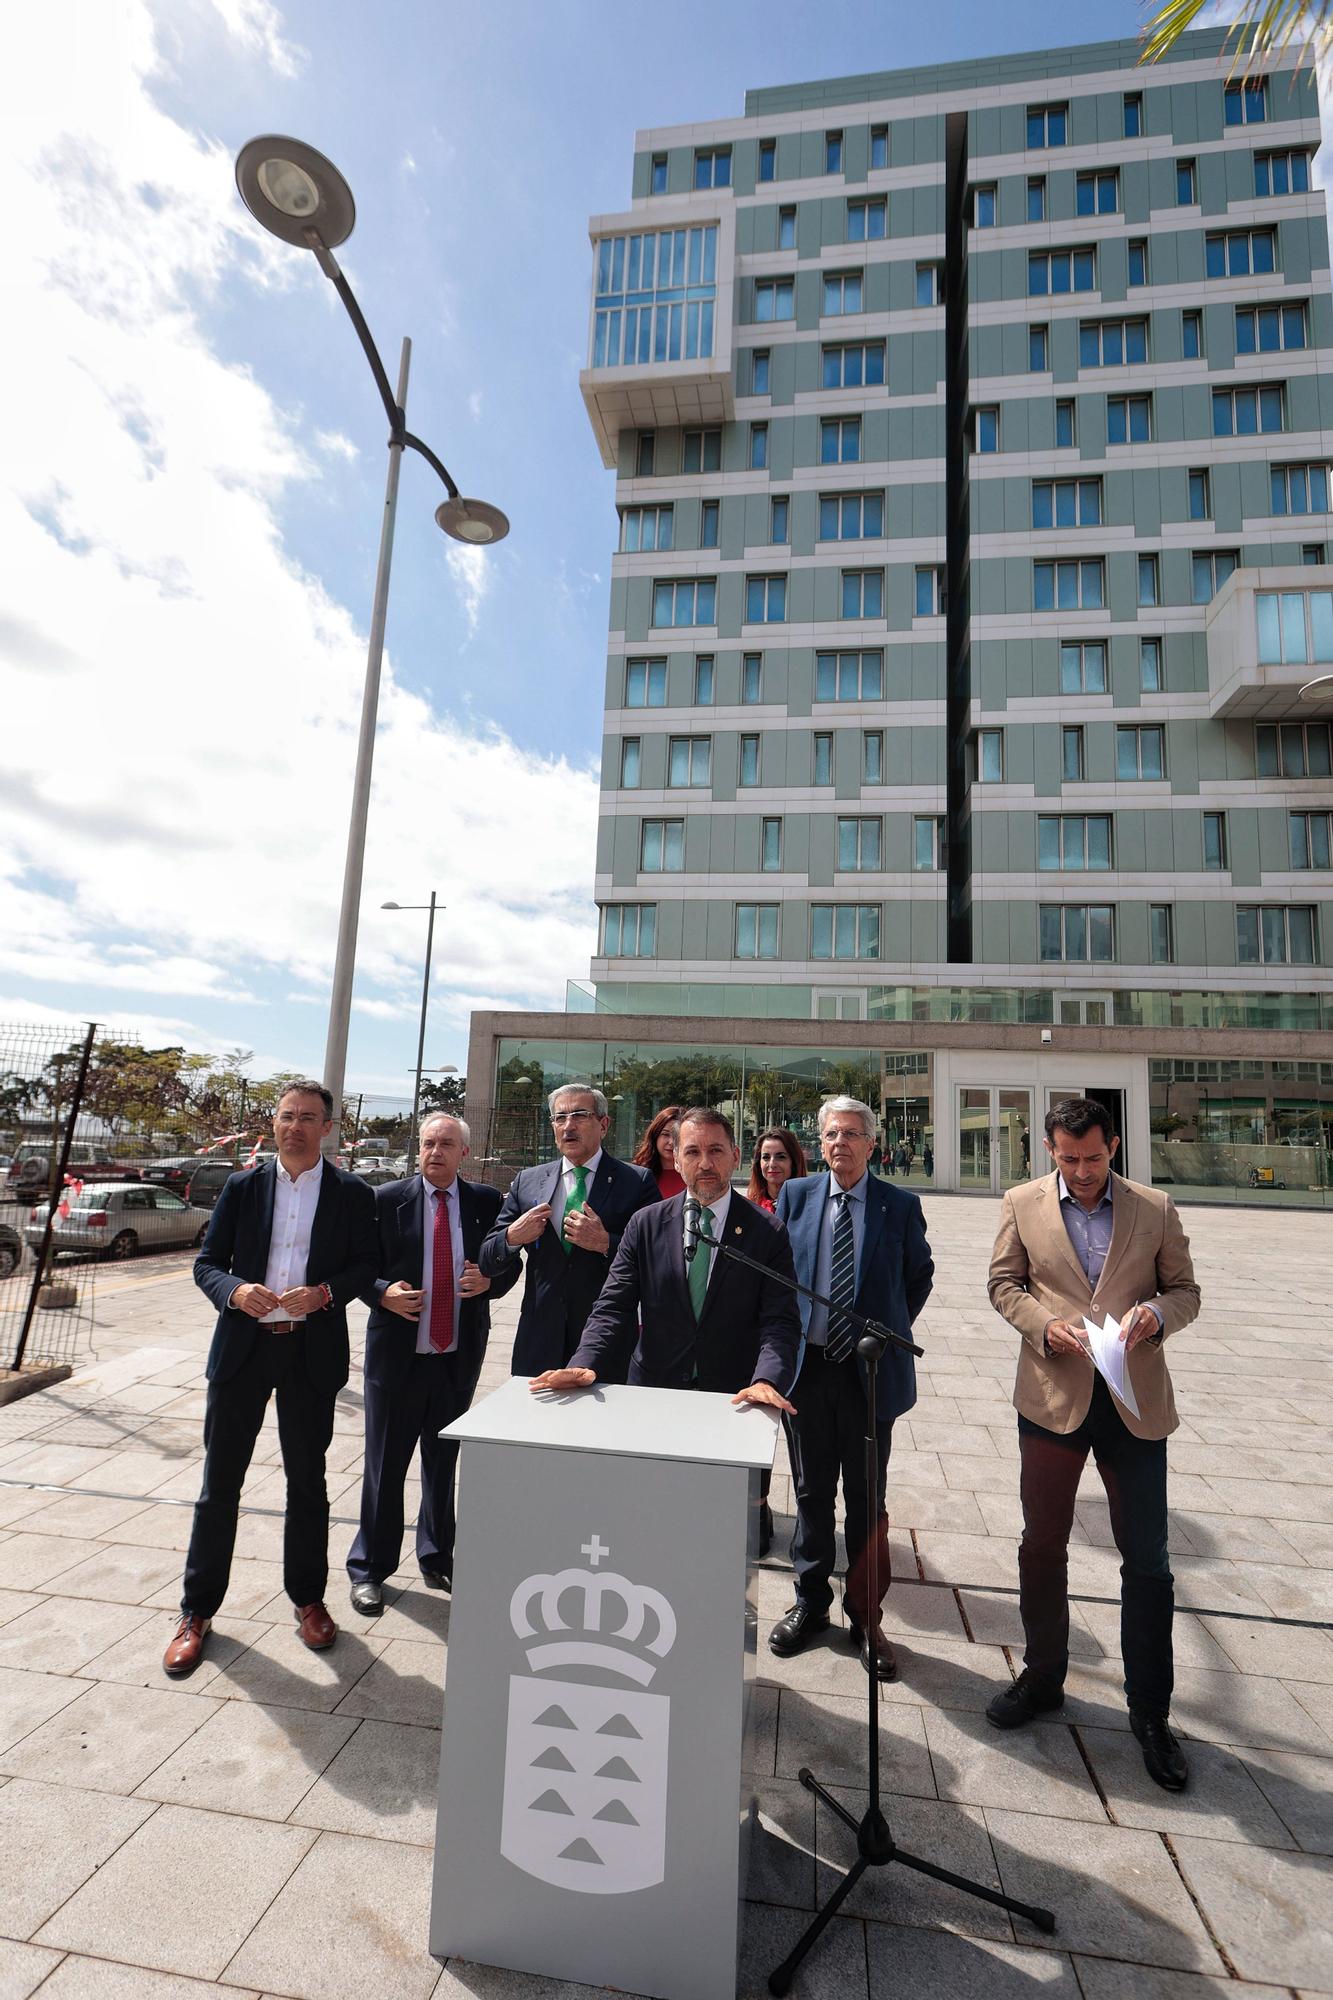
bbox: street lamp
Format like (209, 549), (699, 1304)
(235, 136), (509, 1150)
(382, 895), (443, 1138)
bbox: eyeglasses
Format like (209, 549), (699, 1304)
(552, 1109), (598, 1125)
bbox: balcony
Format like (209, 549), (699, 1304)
(1206, 564), (1333, 718)
(580, 203), (736, 468)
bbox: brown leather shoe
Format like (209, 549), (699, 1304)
(163, 1612), (211, 1676)
(295, 1600), (336, 1650)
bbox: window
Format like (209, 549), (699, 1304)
(913, 816), (946, 871)
(816, 649), (883, 700)
(1256, 592), (1333, 668)
(977, 729), (1003, 782)
(754, 277), (794, 322)
(862, 730), (883, 783)
(1062, 725), (1085, 781)
(974, 407), (999, 453)
(1304, 542), (1326, 565)
(761, 817), (782, 869)
(735, 904), (779, 959)
(1176, 158), (1197, 206)
(848, 197), (886, 241)
(1038, 814), (1113, 870)
(973, 184), (997, 228)
(813, 733), (834, 784)
(745, 574), (787, 623)
(1027, 103), (1068, 147)
(812, 904), (880, 959)
(770, 496), (789, 544)
(822, 341), (885, 388)
(1255, 148), (1311, 197)
(1059, 640), (1108, 693)
(1149, 905), (1174, 965)
(1033, 477), (1102, 528)
(1192, 549), (1238, 603)
(823, 269), (864, 315)
(620, 737), (641, 787)
(1140, 637), (1163, 692)
(915, 263), (943, 306)
(694, 656), (714, 705)
(1127, 238), (1148, 287)
(1213, 385), (1284, 436)
(778, 206), (796, 251)
(1138, 554), (1160, 607)
(1182, 310), (1202, 360)
(1080, 317), (1148, 367)
(742, 653), (762, 704)
(593, 228), (718, 370)
(682, 428), (721, 473)
(640, 819), (684, 871)
(1205, 228), (1276, 277)
(1027, 177), (1046, 223)
(915, 566), (946, 616)
(1290, 812), (1333, 869)
(838, 817), (882, 870)
(1225, 79), (1267, 125)
(758, 138), (776, 183)
(1124, 92), (1143, 138)
(1076, 169), (1119, 215)
(1203, 811), (1228, 871)
(1039, 904), (1114, 962)
(1237, 906), (1316, 966)
(1117, 724), (1166, 779)
(739, 734), (760, 786)
(636, 432), (656, 477)
(602, 904), (656, 957)
(667, 736), (711, 786)
(1034, 559), (1104, 610)
(650, 154), (668, 196)
(1029, 323), (1049, 371)
(620, 505), (673, 552)
(819, 491), (884, 539)
(751, 349), (771, 395)
(1108, 394), (1152, 444)
(1056, 399), (1076, 448)
(825, 130), (843, 174)
(700, 498), (719, 548)
(749, 422), (768, 470)
(821, 416), (862, 464)
(652, 578), (716, 627)
(841, 569), (884, 619)
(1188, 469), (1211, 521)
(1029, 247), (1095, 294)
(694, 146), (731, 189)
(1236, 303), (1306, 353)
(1256, 720), (1332, 775)
(870, 125), (888, 170)
(625, 658), (666, 707)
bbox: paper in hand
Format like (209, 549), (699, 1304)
(1081, 1313), (1141, 1419)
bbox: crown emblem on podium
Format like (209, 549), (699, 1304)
(509, 1534), (677, 1686)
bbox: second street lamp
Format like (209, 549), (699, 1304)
(235, 135), (508, 1150)
(382, 895), (442, 1138)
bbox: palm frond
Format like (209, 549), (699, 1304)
(1139, 0), (1333, 76)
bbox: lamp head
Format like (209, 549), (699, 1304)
(435, 496), (510, 546)
(236, 136), (356, 250)
(381, 901), (400, 910)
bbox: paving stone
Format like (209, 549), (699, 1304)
(1077, 1724), (1294, 1845)
(1072, 1959), (1293, 2000)
(0, 1663), (88, 1754)
(1172, 1835), (1333, 1988)
(135, 1693), (356, 1818)
(876, 1635), (1013, 1716)
(737, 1901), (868, 2000)
(0, 1532), (100, 1590)
(77, 1609), (266, 1691)
(865, 1926), (1081, 1997)
(815, 1785), (1011, 1937)
(211, 1616), (386, 1713)
(17, 1492), (148, 1539)
(45, 1544), (187, 1606)
(744, 1774), (816, 1913)
(289, 1717), (440, 1846)
(922, 1705), (1107, 1822)
(1075, 1602), (1235, 1675)
(223, 1829), (439, 1999)
(1198, 1616), (1333, 1682)
(775, 1686), (936, 1797)
(916, 1531), (1019, 1588)
(0, 1939), (62, 2000)
(0, 1594), (161, 1673)
(141, 1556), (282, 1620)
(0, 1444), (120, 1486)
(0, 1590), (41, 1628)
(0, 1491), (50, 1530)
(1286, 1677), (1333, 1747)
(332, 1637), (447, 1726)
(0, 1778), (155, 1937)
(0, 1677), (217, 1792)
(1169, 1666), (1333, 1753)
(1240, 1747), (1333, 1855)
(21, 1959), (260, 1999)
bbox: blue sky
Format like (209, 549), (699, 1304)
(0, 0), (1156, 1105)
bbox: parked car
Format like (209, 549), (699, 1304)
(7, 1142), (141, 1200)
(141, 1155), (220, 1198)
(22, 1182), (211, 1261)
(183, 1160), (251, 1209)
(0, 1221), (22, 1280)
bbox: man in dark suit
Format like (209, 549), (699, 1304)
(771, 1096), (934, 1681)
(347, 1113), (518, 1613)
(529, 1107), (800, 1416)
(479, 1084), (660, 1378)
(164, 1081), (378, 1675)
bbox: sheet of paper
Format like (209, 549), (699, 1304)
(1081, 1313), (1141, 1419)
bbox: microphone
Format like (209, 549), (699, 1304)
(682, 1195), (702, 1265)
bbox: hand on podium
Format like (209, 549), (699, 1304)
(529, 1367), (596, 1394)
(732, 1380), (796, 1415)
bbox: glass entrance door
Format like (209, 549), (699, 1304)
(957, 1086), (1034, 1193)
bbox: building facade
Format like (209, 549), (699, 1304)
(469, 30), (1333, 1205)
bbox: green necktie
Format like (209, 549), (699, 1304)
(688, 1207), (713, 1320)
(561, 1163), (588, 1255)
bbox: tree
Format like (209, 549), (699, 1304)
(420, 1074), (466, 1114)
(1141, 3), (1330, 71)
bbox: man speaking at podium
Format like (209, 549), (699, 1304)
(528, 1106), (800, 1414)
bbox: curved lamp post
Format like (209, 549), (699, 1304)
(382, 895), (445, 1137)
(236, 137), (508, 1148)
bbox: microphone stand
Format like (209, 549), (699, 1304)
(681, 1205), (1059, 1994)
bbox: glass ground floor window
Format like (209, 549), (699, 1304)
(1149, 1057), (1333, 1208)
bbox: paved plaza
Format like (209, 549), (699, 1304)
(0, 1194), (1330, 2000)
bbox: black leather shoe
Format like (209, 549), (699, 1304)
(986, 1668), (1065, 1729)
(758, 1502), (774, 1557)
(1131, 1709), (1188, 1792)
(349, 1582), (382, 1615)
(858, 1624), (899, 1682)
(421, 1568), (452, 1592)
(768, 1602), (831, 1657)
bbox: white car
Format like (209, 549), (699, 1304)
(23, 1182), (212, 1261)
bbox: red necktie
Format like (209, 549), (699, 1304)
(429, 1189), (456, 1353)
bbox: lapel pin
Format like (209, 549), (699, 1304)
(734, 1225), (742, 1236)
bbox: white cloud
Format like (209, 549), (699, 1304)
(467, 389), (484, 422)
(201, 0), (305, 77)
(444, 541), (494, 639)
(315, 428), (359, 461)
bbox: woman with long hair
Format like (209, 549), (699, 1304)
(633, 1104), (685, 1198)
(746, 1126), (807, 1213)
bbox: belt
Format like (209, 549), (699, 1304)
(264, 1320), (300, 1334)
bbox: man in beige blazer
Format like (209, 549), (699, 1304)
(986, 1097), (1200, 1790)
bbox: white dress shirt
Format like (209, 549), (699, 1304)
(556, 1147), (602, 1230)
(259, 1158), (324, 1323)
(417, 1176), (466, 1356)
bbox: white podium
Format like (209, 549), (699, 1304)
(429, 1377), (779, 2000)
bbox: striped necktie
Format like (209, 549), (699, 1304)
(825, 1192), (857, 1363)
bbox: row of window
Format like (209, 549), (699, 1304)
(995, 145), (1310, 233)
(633, 814), (947, 875)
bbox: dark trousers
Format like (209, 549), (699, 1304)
(182, 1328), (337, 1617)
(347, 1353), (474, 1584)
(784, 1343), (893, 1617)
(1018, 1373), (1174, 1716)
